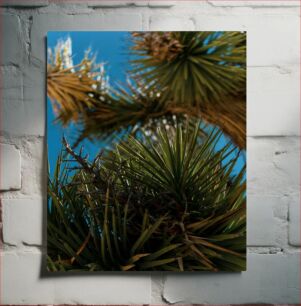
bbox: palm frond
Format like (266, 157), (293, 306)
(47, 33), (246, 149)
(47, 38), (109, 125)
(47, 120), (246, 271)
(130, 31), (246, 148)
(131, 31), (246, 106)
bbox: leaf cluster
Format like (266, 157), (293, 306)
(131, 31), (246, 106)
(48, 121), (246, 272)
(47, 32), (246, 149)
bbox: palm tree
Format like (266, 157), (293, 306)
(46, 32), (246, 272)
(47, 31), (246, 148)
(48, 121), (246, 272)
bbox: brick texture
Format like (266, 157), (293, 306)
(0, 143), (21, 191)
(0, 0), (300, 305)
(163, 253), (300, 304)
(289, 194), (301, 246)
(0, 0), (49, 6)
(1, 13), (24, 65)
(2, 252), (151, 304)
(2, 198), (44, 246)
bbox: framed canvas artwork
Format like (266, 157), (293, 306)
(47, 31), (246, 272)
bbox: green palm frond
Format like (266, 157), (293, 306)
(130, 31), (246, 148)
(47, 120), (246, 272)
(131, 31), (246, 106)
(77, 79), (168, 142)
(47, 33), (246, 149)
(106, 120), (244, 218)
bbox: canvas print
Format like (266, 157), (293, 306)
(47, 31), (246, 272)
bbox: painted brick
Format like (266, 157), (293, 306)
(193, 11), (299, 67)
(51, 0), (174, 7)
(148, 1), (175, 7)
(247, 137), (299, 196)
(288, 194), (301, 246)
(207, 0), (300, 7)
(0, 64), (45, 137)
(1, 13), (24, 65)
(0, 66), (22, 136)
(0, 66), (22, 102)
(248, 66), (300, 136)
(2, 198), (44, 246)
(2, 252), (54, 304)
(1, 251), (151, 304)
(149, 15), (194, 30)
(86, 1), (148, 7)
(0, 143), (21, 191)
(0, 0), (48, 6)
(151, 274), (164, 304)
(163, 253), (300, 304)
(21, 65), (46, 136)
(20, 137), (46, 196)
(247, 195), (277, 246)
(31, 13), (142, 65)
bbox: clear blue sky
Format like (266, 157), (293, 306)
(47, 31), (245, 177)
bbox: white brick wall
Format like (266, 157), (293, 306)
(0, 143), (21, 191)
(289, 193), (301, 246)
(207, 1), (300, 7)
(0, 0), (300, 304)
(0, 0), (49, 6)
(248, 66), (300, 136)
(2, 252), (151, 304)
(2, 198), (44, 246)
(163, 253), (300, 304)
(149, 15), (195, 30)
(1, 13), (25, 65)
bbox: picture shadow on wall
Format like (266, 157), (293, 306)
(42, 31), (247, 275)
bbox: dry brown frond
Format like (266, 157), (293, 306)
(47, 35), (246, 150)
(47, 64), (101, 124)
(198, 97), (246, 149)
(47, 37), (108, 125)
(77, 94), (245, 149)
(132, 32), (183, 62)
(166, 97), (246, 149)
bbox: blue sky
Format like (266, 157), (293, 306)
(47, 31), (133, 174)
(47, 31), (245, 177)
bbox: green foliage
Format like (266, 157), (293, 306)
(130, 32), (247, 149)
(131, 31), (246, 106)
(47, 121), (246, 272)
(47, 32), (246, 149)
(47, 33), (247, 272)
(77, 80), (168, 142)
